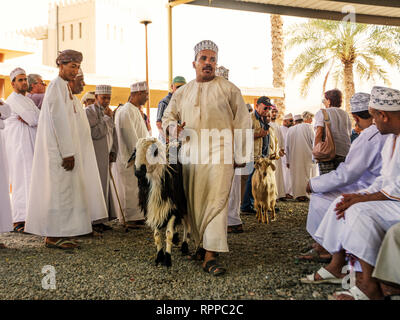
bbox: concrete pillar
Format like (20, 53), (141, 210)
(0, 79), (4, 99)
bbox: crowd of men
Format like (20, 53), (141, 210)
(0, 40), (399, 299)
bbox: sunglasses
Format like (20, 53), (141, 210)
(263, 106), (272, 111)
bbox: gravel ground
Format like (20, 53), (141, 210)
(0, 201), (340, 300)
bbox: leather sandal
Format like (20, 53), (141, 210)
(203, 259), (226, 276)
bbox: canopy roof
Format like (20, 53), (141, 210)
(184, 0), (400, 26)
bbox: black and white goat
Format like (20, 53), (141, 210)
(128, 137), (190, 267)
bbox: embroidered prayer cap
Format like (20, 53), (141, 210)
(350, 92), (371, 113)
(10, 68), (26, 81)
(56, 50), (83, 66)
(194, 40), (218, 59)
(172, 76), (186, 86)
(95, 85), (112, 95)
(293, 114), (303, 121)
(216, 66), (229, 80)
(130, 81), (148, 93)
(283, 113), (293, 120)
(369, 86), (400, 111)
(81, 91), (95, 104)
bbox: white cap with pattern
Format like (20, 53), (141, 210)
(130, 81), (148, 93)
(369, 86), (400, 111)
(350, 92), (371, 113)
(10, 68), (26, 81)
(95, 85), (112, 95)
(216, 66), (229, 80)
(81, 91), (95, 104)
(294, 114), (303, 121)
(283, 113), (293, 120)
(194, 40), (218, 59)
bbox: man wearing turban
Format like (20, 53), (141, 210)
(25, 50), (108, 249)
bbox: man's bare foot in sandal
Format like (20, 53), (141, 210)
(301, 251), (347, 284)
(45, 237), (80, 250)
(202, 250), (226, 276)
(297, 242), (332, 262)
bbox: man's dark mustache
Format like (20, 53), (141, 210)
(203, 65), (213, 71)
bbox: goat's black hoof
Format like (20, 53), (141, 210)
(162, 252), (172, 267)
(181, 241), (189, 255)
(155, 249), (165, 266)
(172, 232), (180, 246)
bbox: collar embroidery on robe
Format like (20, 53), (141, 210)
(67, 84), (77, 113)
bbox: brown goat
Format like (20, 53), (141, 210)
(251, 157), (277, 224)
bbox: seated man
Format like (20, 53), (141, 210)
(299, 93), (387, 262)
(300, 86), (400, 300)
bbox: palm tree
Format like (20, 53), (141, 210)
(286, 19), (400, 111)
(270, 14), (286, 119)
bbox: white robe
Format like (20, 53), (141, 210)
(315, 134), (400, 267)
(270, 122), (285, 199)
(114, 102), (149, 223)
(86, 104), (118, 220)
(307, 125), (387, 238)
(162, 76), (251, 251)
(227, 169), (242, 227)
(372, 222), (400, 286)
(280, 125), (292, 196)
(4, 92), (39, 223)
(25, 76), (108, 237)
(0, 102), (13, 233)
(285, 123), (316, 198)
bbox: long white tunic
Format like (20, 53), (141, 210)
(285, 123), (316, 198)
(4, 92), (39, 223)
(307, 125), (387, 238)
(227, 169), (242, 227)
(315, 134), (400, 267)
(114, 102), (149, 222)
(86, 104), (118, 219)
(270, 121), (285, 199)
(0, 102), (13, 233)
(372, 222), (400, 286)
(25, 76), (108, 237)
(280, 125), (292, 196)
(162, 76), (251, 251)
